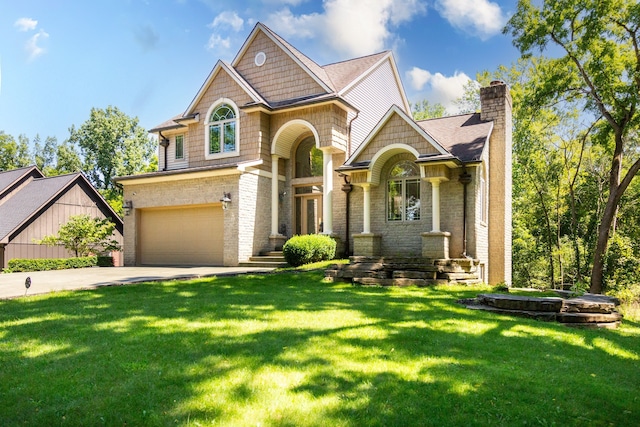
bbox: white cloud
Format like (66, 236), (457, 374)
(26, 29), (49, 61)
(267, 0), (427, 58)
(14, 17), (38, 32)
(207, 33), (231, 51)
(435, 0), (507, 40)
(206, 11), (244, 53)
(406, 67), (472, 113)
(210, 11), (244, 32)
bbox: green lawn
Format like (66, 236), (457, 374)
(1, 271), (639, 426)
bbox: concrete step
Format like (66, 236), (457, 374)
(249, 256), (286, 262)
(238, 260), (288, 268)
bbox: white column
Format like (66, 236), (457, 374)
(362, 184), (371, 234)
(322, 148), (333, 234)
(271, 154), (280, 236)
(430, 179), (441, 232)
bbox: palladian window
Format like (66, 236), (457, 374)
(387, 160), (421, 221)
(206, 103), (238, 158)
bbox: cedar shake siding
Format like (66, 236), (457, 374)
(116, 22), (512, 285)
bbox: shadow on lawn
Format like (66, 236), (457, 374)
(1, 272), (639, 426)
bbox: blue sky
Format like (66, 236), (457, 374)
(0, 0), (521, 145)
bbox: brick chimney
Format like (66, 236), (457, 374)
(480, 81), (512, 285)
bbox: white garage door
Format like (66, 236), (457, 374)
(139, 205), (223, 265)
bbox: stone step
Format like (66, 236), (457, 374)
(557, 311), (623, 324)
(249, 255), (286, 262)
(262, 251), (285, 257)
(353, 277), (447, 287)
(392, 270), (437, 280)
(561, 295), (619, 314)
(440, 272), (480, 281)
(464, 304), (558, 321)
(478, 293), (564, 312)
(238, 261), (288, 268)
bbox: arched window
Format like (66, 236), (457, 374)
(205, 102), (238, 158)
(387, 160), (421, 221)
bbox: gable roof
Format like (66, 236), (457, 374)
(345, 105), (449, 166)
(0, 171), (123, 244)
(234, 23), (335, 93)
(416, 113), (493, 163)
(0, 166), (44, 200)
(340, 108), (493, 172)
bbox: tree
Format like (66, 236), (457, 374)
(38, 215), (121, 257)
(0, 132), (31, 171)
(33, 135), (59, 175)
(67, 106), (156, 210)
(505, 0), (640, 294)
(412, 100), (447, 120)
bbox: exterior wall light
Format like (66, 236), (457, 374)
(123, 200), (133, 216)
(220, 192), (231, 210)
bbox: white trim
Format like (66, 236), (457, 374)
(346, 105), (448, 166)
(232, 23), (333, 93)
(184, 61), (262, 116)
(174, 134), (184, 160)
(116, 168), (241, 186)
(255, 51), (266, 66)
(271, 119), (321, 159)
(204, 98), (240, 160)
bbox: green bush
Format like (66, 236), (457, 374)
(5, 256), (97, 273)
(283, 235), (336, 267)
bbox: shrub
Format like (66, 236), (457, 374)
(5, 256), (97, 273)
(283, 235), (336, 267)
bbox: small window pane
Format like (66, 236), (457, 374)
(211, 104), (235, 122)
(223, 121), (236, 152)
(405, 179), (421, 221)
(389, 160), (419, 178)
(387, 180), (402, 221)
(209, 125), (220, 154)
(175, 135), (184, 159)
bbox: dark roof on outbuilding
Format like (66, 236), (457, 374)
(0, 171), (123, 243)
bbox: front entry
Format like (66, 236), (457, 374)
(295, 193), (323, 235)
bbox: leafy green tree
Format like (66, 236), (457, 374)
(411, 100), (447, 120)
(38, 215), (121, 257)
(0, 132), (31, 170)
(505, 0), (640, 294)
(33, 135), (59, 175)
(54, 141), (83, 175)
(67, 106), (156, 211)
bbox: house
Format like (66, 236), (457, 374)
(115, 22), (512, 285)
(0, 166), (124, 269)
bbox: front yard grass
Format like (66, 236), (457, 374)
(1, 271), (639, 426)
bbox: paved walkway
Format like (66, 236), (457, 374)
(0, 266), (275, 299)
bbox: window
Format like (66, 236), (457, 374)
(175, 135), (184, 160)
(205, 102), (238, 159)
(387, 160), (421, 221)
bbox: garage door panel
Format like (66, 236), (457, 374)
(140, 206), (223, 265)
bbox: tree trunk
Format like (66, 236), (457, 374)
(590, 132), (624, 294)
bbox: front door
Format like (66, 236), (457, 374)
(295, 193), (323, 235)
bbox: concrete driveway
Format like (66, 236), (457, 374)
(0, 266), (275, 299)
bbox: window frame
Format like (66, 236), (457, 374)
(204, 99), (240, 160)
(175, 134), (184, 160)
(386, 161), (421, 222)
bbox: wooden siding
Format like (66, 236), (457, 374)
(342, 59), (407, 154)
(353, 113), (440, 163)
(235, 31), (327, 103)
(158, 131), (189, 171)
(184, 70), (259, 168)
(4, 184), (124, 267)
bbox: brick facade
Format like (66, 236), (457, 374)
(117, 24), (511, 282)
